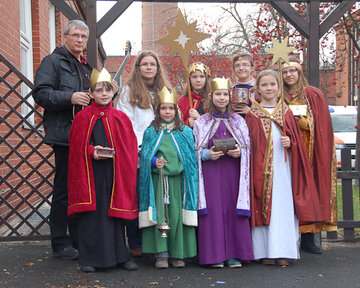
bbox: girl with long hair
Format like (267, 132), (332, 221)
(116, 50), (171, 259)
(139, 88), (198, 269)
(194, 77), (253, 268)
(178, 62), (211, 127)
(282, 57), (337, 254)
(246, 70), (322, 266)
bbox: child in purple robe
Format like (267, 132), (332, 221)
(193, 77), (254, 268)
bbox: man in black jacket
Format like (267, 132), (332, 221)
(33, 20), (92, 260)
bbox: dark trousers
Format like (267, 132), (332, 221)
(124, 169), (142, 249)
(50, 145), (78, 251)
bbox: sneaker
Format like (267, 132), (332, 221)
(211, 262), (224, 268)
(54, 247), (79, 260)
(171, 258), (185, 268)
(155, 258), (169, 269)
(227, 258), (242, 268)
(81, 265), (96, 273)
(121, 259), (138, 271)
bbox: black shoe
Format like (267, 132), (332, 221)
(121, 259), (138, 271)
(301, 233), (322, 254)
(54, 247), (79, 260)
(81, 265), (96, 273)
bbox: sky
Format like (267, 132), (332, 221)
(97, 2), (226, 56)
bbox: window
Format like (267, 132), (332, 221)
(19, 0), (34, 126)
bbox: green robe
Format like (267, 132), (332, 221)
(142, 134), (197, 259)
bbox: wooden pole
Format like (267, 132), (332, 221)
(279, 60), (287, 162)
(186, 68), (193, 109)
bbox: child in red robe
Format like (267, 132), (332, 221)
(178, 62), (211, 127)
(68, 68), (138, 272)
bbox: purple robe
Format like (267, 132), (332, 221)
(193, 112), (254, 265)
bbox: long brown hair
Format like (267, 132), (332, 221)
(125, 50), (171, 109)
(283, 56), (309, 102)
(151, 103), (183, 133)
(207, 90), (234, 118)
(182, 63), (211, 110)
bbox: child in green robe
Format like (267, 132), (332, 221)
(139, 87), (199, 269)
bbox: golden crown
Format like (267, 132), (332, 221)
(188, 62), (211, 77)
(159, 86), (178, 105)
(90, 68), (112, 88)
(282, 61), (302, 71)
(210, 77), (230, 93)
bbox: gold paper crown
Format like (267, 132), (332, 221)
(210, 77), (230, 93)
(159, 86), (178, 105)
(90, 68), (112, 88)
(282, 61), (302, 71)
(187, 62), (211, 77)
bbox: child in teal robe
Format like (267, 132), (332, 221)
(139, 88), (198, 269)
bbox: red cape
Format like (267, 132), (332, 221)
(245, 101), (324, 226)
(68, 102), (138, 219)
(178, 91), (203, 126)
(304, 87), (336, 222)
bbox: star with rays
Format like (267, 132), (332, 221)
(155, 9), (211, 68)
(265, 36), (295, 65)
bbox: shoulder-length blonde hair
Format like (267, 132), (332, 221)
(125, 50), (171, 109)
(283, 56), (309, 102)
(255, 69), (281, 102)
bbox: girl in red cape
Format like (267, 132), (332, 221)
(246, 70), (323, 267)
(283, 57), (337, 254)
(68, 69), (138, 273)
(178, 62), (211, 127)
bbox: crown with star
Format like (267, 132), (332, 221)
(210, 77), (230, 93)
(187, 62), (211, 77)
(90, 68), (112, 88)
(159, 86), (178, 105)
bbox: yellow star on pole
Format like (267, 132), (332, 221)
(155, 9), (211, 68)
(265, 37), (295, 66)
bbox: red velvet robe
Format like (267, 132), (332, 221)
(298, 87), (337, 230)
(245, 101), (324, 227)
(178, 91), (204, 126)
(68, 102), (138, 219)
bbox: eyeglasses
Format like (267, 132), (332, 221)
(282, 68), (298, 75)
(234, 63), (252, 68)
(67, 33), (88, 40)
(139, 63), (157, 68)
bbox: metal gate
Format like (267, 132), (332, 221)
(0, 53), (54, 241)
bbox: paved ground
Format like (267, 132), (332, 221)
(1, 240), (359, 288)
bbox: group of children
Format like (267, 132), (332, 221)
(67, 51), (336, 273)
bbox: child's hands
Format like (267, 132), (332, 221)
(232, 103), (251, 114)
(280, 136), (291, 148)
(227, 144), (240, 158)
(156, 157), (167, 168)
(189, 108), (200, 120)
(94, 145), (106, 160)
(209, 146), (224, 161)
(189, 117), (195, 128)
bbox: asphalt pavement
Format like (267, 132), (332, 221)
(1, 240), (359, 288)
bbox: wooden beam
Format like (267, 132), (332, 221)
(135, 0), (346, 2)
(87, 0), (98, 68)
(269, 1), (309, 38)
(48, 0), (82, 21)
(307, 1), (320, 90)
(97, 0), (134, 38)
(320, 0), (357, 38)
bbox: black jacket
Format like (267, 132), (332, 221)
(33, 46), (92, 146)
